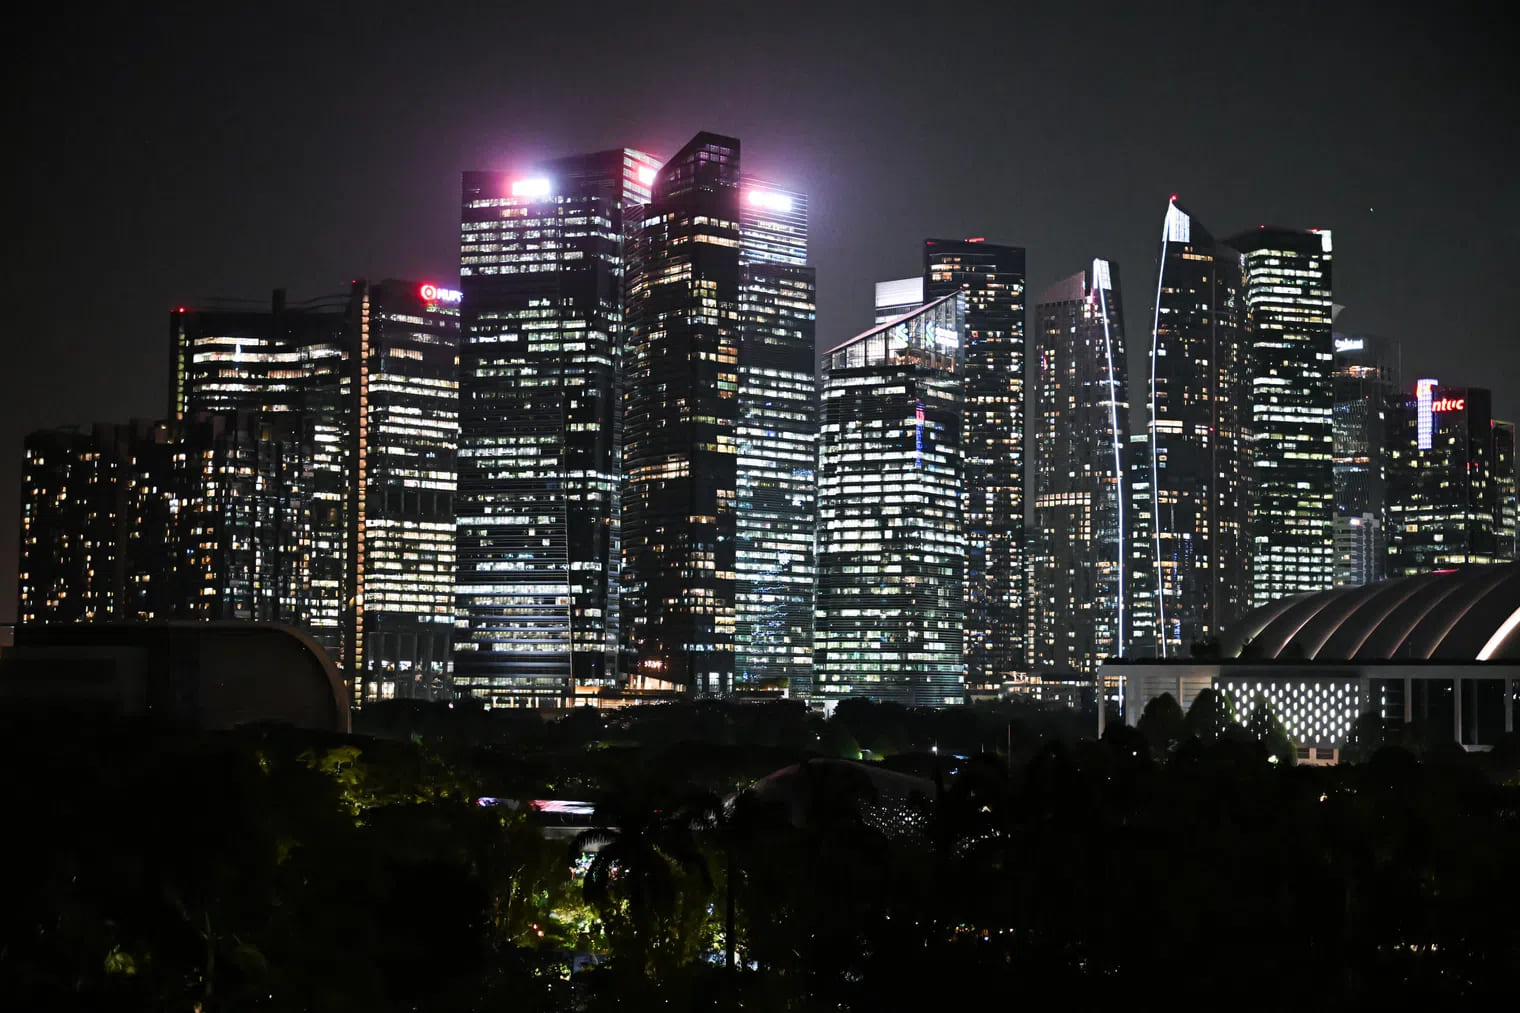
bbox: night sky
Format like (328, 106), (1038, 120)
(5, 1), (1515, 622)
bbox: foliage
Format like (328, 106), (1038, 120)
(1136, 691), (1186, 756)
(8, 697), (1520, 1009)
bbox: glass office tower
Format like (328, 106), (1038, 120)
(357, 280), (460, 703)
(1230, 226), (1335, 606)
(815, 292), (966, 706)
(735, 177), (818, 695)
(1133, 198), (1249, 656)
(455, 149), (658, 707)
(1031, 259), (1129, 674)
(171, 290), (358, 675)
(1386, 382), (1517, 575)
(621, 132), (743, 697)
(1331, 331), (1400, 585)
(923, 239), (1025, 689)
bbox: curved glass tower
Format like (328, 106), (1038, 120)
(1134, 198), (1249, 656)
(815, 292), (966, 706)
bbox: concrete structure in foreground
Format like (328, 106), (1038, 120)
(1102, 564), (1520, 757)
(0, 622), (350, 732)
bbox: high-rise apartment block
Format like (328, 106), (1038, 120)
(19, 415), (306, 630)
(1031, 259), (1129, 674)
(1386, 383), (1517, 575)
(1231, 226), (1335, 607)
(1133, 198), (1249, 656)
(816, 293), (966, 706)
(924, 239), (1025, 689)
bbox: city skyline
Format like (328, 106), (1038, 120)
(4, 3), (1516, 624)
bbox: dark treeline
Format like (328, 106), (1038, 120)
(5, 695), (1519, 1009)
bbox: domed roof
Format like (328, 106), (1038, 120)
(1222, 563), (1520, 662)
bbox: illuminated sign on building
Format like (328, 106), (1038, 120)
(418, 283), (462, 304)
(1416, 377), (1438, 450)
(510, 177), (552, 198)
(636, 165), (658, 186)
(746, 189), (793, 212)
(1333, 336), (1364, 353)
(1432, 397), (1466, 413)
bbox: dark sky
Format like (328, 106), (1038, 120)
(4, 1), (1516, 622)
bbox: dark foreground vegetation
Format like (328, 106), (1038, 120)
(5, 694), (1519, 1009)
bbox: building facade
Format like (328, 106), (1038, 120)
(621, 132), (744, 696)
(815, 292), (966, 706)
(1334, 512), (1385, 587)
(874, 276), (924, 324)
(923, 239), (1025, 689)
(1230, 227), (1335, 606)
(1331, 332), (1400, 585)
(19, 415), (307, 631)
(357, 280), (460, 702)
(735, 177), (818, 695)
(1387, 383), (1517, 575)
(1031, 259), (1129, 674)
(1133, 198), (1249, 657)
(455, 149), (658, 706)
(171, 291), (358, 673)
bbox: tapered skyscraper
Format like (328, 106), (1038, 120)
(923, 239), (1025, 688)
(1231, 227), (1335, 607)
(816, 293), (966, 706)
(456, 149), (659, 706)
(1032, 259), (1129, 673)
(621, 132), (744, 696)
(1133, 198), (1248, 656)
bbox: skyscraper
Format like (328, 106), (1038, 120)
(874, 277), (924, 324)
(735, 177), (818, 695)
(1386, 382), (1517, 575)
(1031, 259), (1129, 674)
(171, 290), (358, 673)
(1331, 331), (1400, 585)
(19, 424), (137, 625)
(621, 132), (743, 696)
(1230, 226), (1335, 607)
(923, 239), (1025, 689)
(171, 281), (458, 702)
(356, 280), (460, 703)
(1133, 198), (1249, 656)
(19, 415), (306, 631)
(816, 292), (966, 706)
(455, 149), (658, 707)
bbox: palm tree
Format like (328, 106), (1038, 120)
(571, 791), (711, 976)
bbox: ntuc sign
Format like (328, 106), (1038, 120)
(1432, 397), (1466, 413)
